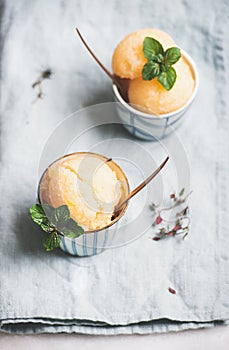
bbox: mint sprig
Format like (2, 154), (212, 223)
(142, 37), (181, 90)
(29, 204), (84, 251)
(43, 232), (61, 252)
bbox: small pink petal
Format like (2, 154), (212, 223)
(168, 287), (176, 294)
(155, 216), (163, 225)
(166, 231), (173, 237)
(173, 225), (181, 231)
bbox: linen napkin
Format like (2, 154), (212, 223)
(0, 0), (229, 334)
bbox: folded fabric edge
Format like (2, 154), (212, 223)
(0, 318), (228, 335)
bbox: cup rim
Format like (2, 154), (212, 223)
(113, 49), (199, 120)
(38, 151), (130, 235)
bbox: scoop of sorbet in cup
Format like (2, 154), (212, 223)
(112, 28), (198, 140)
(38, 152), (130, 256)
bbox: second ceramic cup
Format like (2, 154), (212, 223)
(113, 50), (198, 140)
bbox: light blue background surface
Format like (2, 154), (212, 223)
(0, 0), (228, 335)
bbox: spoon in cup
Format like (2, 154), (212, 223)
(76, 28), (130, 102)
(112, 156), (169, 220)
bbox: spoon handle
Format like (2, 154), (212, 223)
(76, 28), (114, 80)
(116, 156), (169, 212)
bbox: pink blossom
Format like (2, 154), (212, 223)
(166, 231), (173, 237)
(155, 215), (163, 225)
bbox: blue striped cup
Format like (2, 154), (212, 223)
(113, 50), (198, 140)
(38, 152), (130, 257)
(59, 221), (121, 257)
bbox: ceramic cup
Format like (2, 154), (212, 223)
(38, 152), (130, 257)
(113, 49), (199, 140)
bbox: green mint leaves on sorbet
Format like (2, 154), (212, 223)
(142, 37), (181, 90)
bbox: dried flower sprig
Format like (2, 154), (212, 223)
(32, 68), (52, 102)
(151, 188), (192, 241)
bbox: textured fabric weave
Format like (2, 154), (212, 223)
(0, 0), (228, 334)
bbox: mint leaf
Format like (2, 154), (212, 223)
(30, 204), (54, 232)
(62, 218), (84, 238)
(30, 204), (47, 226)
(41, 203), (54, 219)
(40, 220), (54, 232)
(62, 228), (80, 239)
(157, 67), (177, 90)
(143, 37), (164, 60)
(51, 205), (70, 226)
(179, 188), (185, 196)
(30, 203), (84, 251)
(43, 232), (61, 251)
(164, 47), (181, 65)
(142, 61), (160, 80)
(154, 53), (164, 63)
(142, 37), (181, 90)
